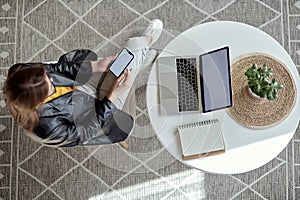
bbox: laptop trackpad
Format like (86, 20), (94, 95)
(160, 85), (176, 99)
(159, 72), (177, 99)
(161, 99), (179, 115)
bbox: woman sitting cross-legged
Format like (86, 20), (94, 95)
(3, 19), (163, 147)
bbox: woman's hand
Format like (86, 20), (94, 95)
(107, 69), (131, 102)
(91, 55), (116, 73)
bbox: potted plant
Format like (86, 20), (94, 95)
(245, 63), (284, 100)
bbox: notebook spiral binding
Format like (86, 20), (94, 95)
(178, 119), (219, 129)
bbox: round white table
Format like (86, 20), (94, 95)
(146, 21), (300, 174)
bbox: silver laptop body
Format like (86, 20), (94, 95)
(157, 46), (233, 115)
(157, 56), (202, 115)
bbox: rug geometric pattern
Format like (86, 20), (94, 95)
(0, 0), (300, 199)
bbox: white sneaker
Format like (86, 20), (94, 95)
(143, 19), (163, 46)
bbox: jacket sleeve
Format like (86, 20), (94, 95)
(8, 61), (93, 86)
(72, 95), (133, 145)
(7, 54), (95, 86)
(58, 49), (98, 63)
(80, 97), (133, 146)
(44, 49), (98, 83)
(35, 94), (133, 147)
(44, 61), (93, 85)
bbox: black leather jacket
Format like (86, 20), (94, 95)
(11, 49), (134, 147)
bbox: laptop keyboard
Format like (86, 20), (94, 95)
(176, 58), (199, 112)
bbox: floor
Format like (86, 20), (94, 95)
(0, 0), (300, 199)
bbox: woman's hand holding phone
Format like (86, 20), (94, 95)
(107, 69), (131, 102)
(109, 48), (134, 77)
(91, 48), (134, 74)
(91, 55), (116, 73)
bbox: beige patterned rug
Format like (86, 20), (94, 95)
(0, 1), (300, 199)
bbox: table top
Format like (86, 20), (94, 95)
(146, 21), (300, 174)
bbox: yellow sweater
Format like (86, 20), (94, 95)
(44, 86), (75, 104)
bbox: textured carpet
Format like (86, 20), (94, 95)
(0, 0), (300, 199)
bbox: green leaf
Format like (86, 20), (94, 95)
(245, 71), (254, 78)
(273, 90), (279, 99)
(248, 82), (256, 87)
(261, 66), (267, 72)
(259, 90), (267, 98)
(267, 71), (273, 77)
(271, 79), (284, 89)
(256, 73), (261, 79)
(254, 84), (261, 92)
(267, 89), (275, 100)
(267, 67), (273, 72)
(278, 84), (284, 89)
(264, 85), (271, 90)
(263, 77), (270, 83)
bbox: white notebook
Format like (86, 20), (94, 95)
(177, 119), (225, 160)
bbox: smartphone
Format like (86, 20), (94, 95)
(109, 48), (134, 77)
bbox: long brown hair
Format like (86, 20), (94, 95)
(3, 64), (49, 132)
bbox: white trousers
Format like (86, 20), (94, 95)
(78, 37), (150, 110)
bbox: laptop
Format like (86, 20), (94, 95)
(157, 46), (233, 115)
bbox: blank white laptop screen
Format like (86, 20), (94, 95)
(199, 47), (233, 112)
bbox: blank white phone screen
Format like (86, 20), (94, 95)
(110, 49), (134, 77)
